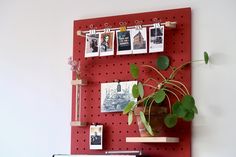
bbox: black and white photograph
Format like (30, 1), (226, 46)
(90, 125), (103, 150)
(116, 30), (132, 55)
(149, 26), (164, 53)
(85, 33), (100, 57)
(99, 31), (115, 56)
(132, 28), (147, 54)
(101, 81), (137, 112)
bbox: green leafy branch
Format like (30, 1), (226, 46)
(123, 52), (209, 136)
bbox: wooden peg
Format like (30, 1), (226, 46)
(71, 79), (87, 85)
(77, 30), (86, 37)
(71, 121), (87, 127)
(164, 21), (177, 28)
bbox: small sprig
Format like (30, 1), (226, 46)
(68, 57), (81, 79)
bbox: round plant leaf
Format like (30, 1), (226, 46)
(157, 55), (170, 70)
(132, 84), (139, 98)
(140, 111), (154, 136)
(183, 110), (194, 121)
(140, 111), (147, 125)
(130, 64), (139, 79)
(204, 51), (209, 64)
(128, 111), (133, 125)
(172, 101), (187, 118)
(181, 95), (196, 112)
(138, 82), (144, 98)
(123, 101), (135, 114)
(153, 89), (166, 104)
(164, 114), (178, 128)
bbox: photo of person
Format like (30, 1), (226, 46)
(90, 125), (103, 150)
(85, 33), (100, 57)
(116, 30), (132, 55)
(132, 27), (147, 54)
(149, 26), (164, 53)
(99, 31), (115, 56)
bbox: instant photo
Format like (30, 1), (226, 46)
(116, 30), (132, 55)
(99, 31), (115, 56)
(85, 33), (100, 57)
(149, 26), (164, 53)
(101, 81), (137, 112)
(90, 125), (103, 150)
(132, 28), (147, 54)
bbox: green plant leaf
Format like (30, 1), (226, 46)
(140, 111), (154, 136)
(153, 89), (166, 104)
(183, 110), (194, 121)
(204, 51), (209, 64)
(132, 84), (139, 98)
(164, 114), (178, 128)
(130, 64), (139, 79)
(172, 101), (187, 118)
(123, 101), (135, 114)
(157, 55), (170, 70)
(138, 82), (144, 98)
(128, 111), (133, 125)
(181, 95), (198, 113)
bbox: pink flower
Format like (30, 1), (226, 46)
(68, 57), (81, 79)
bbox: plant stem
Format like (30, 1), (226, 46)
(143, 97), (151, 113)
(166, 86), (185, 96)
(148, 99), (155, 123)
(163, 88), (180, 101)
(144, 77), (159, 84)
(165, 94), (172, 113)
(169, 59), (204, 79)
(168, 79), (190, 95)
(143, 83), (158, 90)
(163, 81), (187, 95)
(141, 64), (167, 81)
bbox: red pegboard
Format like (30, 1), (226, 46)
(71, 8), (191, 157)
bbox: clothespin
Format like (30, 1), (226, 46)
(89, 24), (97, 34)
(134, 20), (143, 30)
(104, 23), (112, 33)
(119, 22), (127, 32)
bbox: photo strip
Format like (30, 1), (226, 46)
(90, 125), (103, 150)
(149, 25), (164, 53)
(101, 81), (137, 112)
(116, 30), (132, 55)
(132, 27), (147, 54)
(99, 31), (115, 56)
(85, 33), (100, 57)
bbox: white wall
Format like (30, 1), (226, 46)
(0, 0), (236, 157)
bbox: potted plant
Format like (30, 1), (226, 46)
(123, 52), (209, 136)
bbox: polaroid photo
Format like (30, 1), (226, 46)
(99, 31), (115, 56)
(132, 27), (147, 54)
(90, 125), (103, 150)
(101, 81), (137, 113)
(116, 29), (133, 55)
(85, 33), (100, 57)
(149, 26), (164, 53)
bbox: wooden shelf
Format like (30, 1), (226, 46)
(126, 137), (179, 143)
